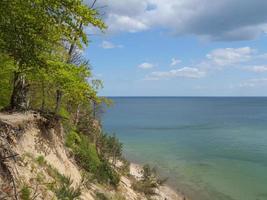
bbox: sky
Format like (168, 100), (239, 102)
(84, 0), (267, 96)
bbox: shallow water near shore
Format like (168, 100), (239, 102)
(102, 97), (267, 200)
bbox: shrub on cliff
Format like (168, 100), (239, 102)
(97, 133), (123, 164)
(55, 176), (81, 200)
(66, 130), (81, 149)
(66, 131), (120, 187)
(73, 134), (101, 174)
(95, 160), (120, 187)
(132, 164), (168, 197)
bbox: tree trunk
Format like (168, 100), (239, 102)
(55, 89), (62, 114)
(74, 104), (81, 125)
(10, 72), (29, 110)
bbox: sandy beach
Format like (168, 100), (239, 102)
(129, 163), (186, 200)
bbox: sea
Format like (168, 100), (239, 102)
(102, 97), (267, 200)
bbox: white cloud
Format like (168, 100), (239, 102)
(100, 40), (123, 49)
(92, 0), (267, 41)
(145, 67), (205, 80)
(246, 65), (267, 73)
(138, 62), (155, 69)
(239, 78), (267, 88)
(106, 14), (149, 33)
(206, 47), (255, 66)
(170, 58), (181, 67)
(142, 47), (267, 81)
(257, 53), (267, 59)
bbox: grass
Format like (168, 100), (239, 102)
(34, 155), (81, 200)
(95, 192), (109, 200)
(73, 134), (101, 173)
(54, 176), (81, 200)
(20, 185), (31, 200)
(36, 155), (46, 165)
(66, 131), (120, 187)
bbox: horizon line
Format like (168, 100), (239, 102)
(101, 96), (267, 98)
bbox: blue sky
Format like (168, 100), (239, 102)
(84, 0), (267, 96)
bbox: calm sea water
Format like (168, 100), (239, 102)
(102, 97), (267, 200)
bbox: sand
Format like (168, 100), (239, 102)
(129, 163), (186, 200)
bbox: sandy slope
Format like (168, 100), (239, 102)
(0, 112), (186, 200)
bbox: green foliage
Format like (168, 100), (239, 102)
(142, 164), (156, 181)
(45, 164), (81, 200)
(36, 155), (46, 166)
(81, 170), (96, 188)
(28, 58), (98, 113)
(132, 180), (158, 196)
(95, 160), (120, 187)
(66, 130), (81, 149)
(98, 133), (123, 163)
(0, 54), (15, 109)
(73, 134), (101, 173)
(36, 172), (46, 183)
(118, 158), (130, 176)
(20, 185), (31, 200)
(132, 164), (168, 197)
(0, 0), (106, 110)
(95, 192), (109, 200)
(55, 176), (81, 200)
(46, 164), (63, 181)
(0, 0), (105, 69)
(59, 107), (71, 119)
(66, 131), (120, 187)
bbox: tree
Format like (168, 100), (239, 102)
(0, 0), (106, 110)
(0, 54), (16, 109)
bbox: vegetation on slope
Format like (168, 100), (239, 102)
(0, 0), (123, 198)
(132, 164), (168, 197)
(0, 1), (172, 199)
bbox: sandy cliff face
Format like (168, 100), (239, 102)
(0, 112), (93, 199)
(0, 112), (183, 200)
(0, 112), (143, 200)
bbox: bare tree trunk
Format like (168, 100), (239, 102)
(74, 104), (81, 125)
(55, 89), (62, 114)
(10, 72), (28, 110)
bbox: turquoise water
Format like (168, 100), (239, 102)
(102, 97), (267, 200)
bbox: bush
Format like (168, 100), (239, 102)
(81, 170), (96, 188)
(59, 107), (71, 119)
(132, 180), (157, 196)
(95, 192), (109, 200)
(118, 158), (130, 176)
(66, 131), (120, 187)
(132, 164), (167, 197)
(66, 130), (81, 148)
(98, 133), (123, 163)
(20, 185), (31, 200)
(74, 134), (101, 173)
(55, 176), (81, 200)
(36, 155), (46, 165)
(95, 160), (120, 187)
(46, 165), (81, 200)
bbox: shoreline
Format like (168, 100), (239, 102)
(129, 162), (187, 200)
